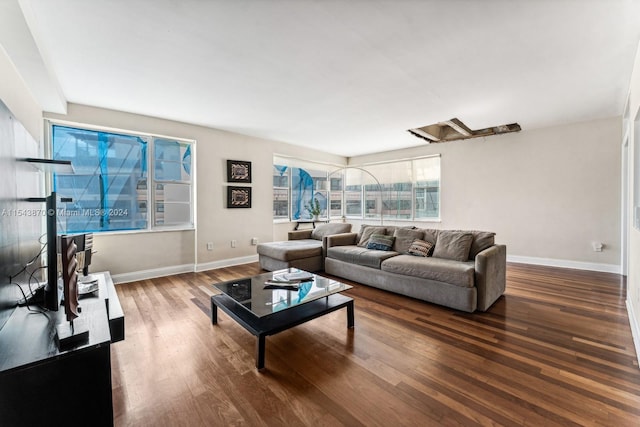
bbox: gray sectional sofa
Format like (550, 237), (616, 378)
(324, 225), (506, 312)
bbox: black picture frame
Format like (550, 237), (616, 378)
(227, 186), (251, 208)
(227, 160), (252, 183)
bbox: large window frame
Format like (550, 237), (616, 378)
(272, 155), (440, 223)
(49, 120), (195, 234)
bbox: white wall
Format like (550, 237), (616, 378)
(625, 41), (640, 365)
(350, 117), (621, 272)
(44, 103), (345, 281)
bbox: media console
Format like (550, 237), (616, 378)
(0, 272), (124, 427)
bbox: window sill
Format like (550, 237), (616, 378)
(94, 226), (195, 236)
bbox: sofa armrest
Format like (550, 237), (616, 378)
(288, 229), (313, 240)
(325, 232), (358, 248)
(474, 244), (506, 311)
(322, 232), (358, 259)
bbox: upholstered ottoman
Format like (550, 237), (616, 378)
(257, 222), (352, 272)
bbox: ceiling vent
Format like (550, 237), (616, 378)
(408, 118), (521, 143)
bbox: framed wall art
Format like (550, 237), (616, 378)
(227, 186), (251, 208)
(227, 160), (252, 183)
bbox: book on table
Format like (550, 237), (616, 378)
(282, 272), (314, 281)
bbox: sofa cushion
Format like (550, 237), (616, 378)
(465, 230), (496, 259)
(327, 245), (399, 269)
(421, 228), (439, 245)
(432, 231), (473, 261)
(310, 222), (352, 240)
(366, 234), (395, 251)
(381, 255), (475, 288)
(407, 239), (434, 257)
(393, 228), (425, 253)
(357, 225), (387, 247)
(256, 239), (322, 261)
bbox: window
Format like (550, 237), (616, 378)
(273, 164), (289, 220)
(153, 139), (192, 226)
(329, 173), (343, 217)
(272, 156), (337, 221)
(343, 156), (440, 221)
(291, 167), (328, 220)
(344, 169), (363, 218)
(51, 124), (194, 233)
(413, 157), (440, 219)
(271, 155), (440, 222)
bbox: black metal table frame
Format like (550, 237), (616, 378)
(211, 292), (354, 370)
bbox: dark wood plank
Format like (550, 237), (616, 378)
(111, 262), (640, 426)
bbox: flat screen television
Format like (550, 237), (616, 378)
(42, 192), (94, 311)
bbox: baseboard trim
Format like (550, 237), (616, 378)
(195, 255), (259, 272)
(626, 298), (640, 368)
(507, 255), (621, 274)
(108, 255), (260, 284)
(112, 264), (195, 284)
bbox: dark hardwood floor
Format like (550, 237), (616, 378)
(111, 263), (640, 426)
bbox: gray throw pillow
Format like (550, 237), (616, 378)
(432, 231), (474, 261)
(357, 225), (387, 247)
(366, 234), (395, 251)
(393, 228), (425, 253)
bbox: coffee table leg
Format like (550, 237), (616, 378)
(347, 300), (354, 328)
(211, 298), (218, 325)
(256, 335), (266, 370)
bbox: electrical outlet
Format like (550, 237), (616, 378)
(231, 240), (237, 248)
(592, 242), (603, 252)
(206, 242), (213, 251)
(251, 237), (259, 245)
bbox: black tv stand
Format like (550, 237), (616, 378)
(0, 272), (124, 427)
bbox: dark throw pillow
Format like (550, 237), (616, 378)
(366, 234), (395, 251)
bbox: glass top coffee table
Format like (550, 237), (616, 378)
(210, 268), (354, 370)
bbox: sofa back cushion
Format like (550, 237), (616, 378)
(393, 228), (425, 253)
(422, 228), (439, 245)
(432, 231), (474, 261)
(311, 223), (352, 240)
(448, 230), (496, 259)
(357, 225), (387, 247)
(467, 231), (496, 259)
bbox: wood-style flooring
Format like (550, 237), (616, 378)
(111, 263), (640, 426)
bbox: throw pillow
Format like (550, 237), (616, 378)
(432, 231), (474, 261)
(366, 234), (395, 251)
(408, 239), (434, 257)
(393, 228), (425, 253)
(357, 225), (387, 247)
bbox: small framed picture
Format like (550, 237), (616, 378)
(227, 186), (251, 208)
(227, 160), (252, 183)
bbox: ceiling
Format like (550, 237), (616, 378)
(6, 0), (640, 157)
